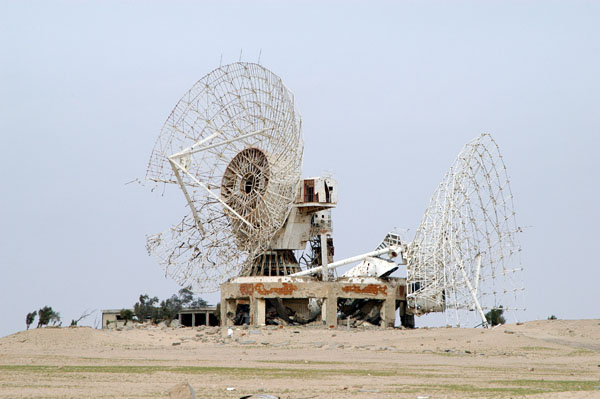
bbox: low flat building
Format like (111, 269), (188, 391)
(101, 306), (219, 329)
(178, 306), (219, 327)
(101, 309), (127, 329)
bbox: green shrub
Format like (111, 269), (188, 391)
(120, 309), (134, 325)
(26, 311), (37, 330)
(133, 294), (159, 322)
(485, 307), (505, 326)
(37, 306), (60, 328)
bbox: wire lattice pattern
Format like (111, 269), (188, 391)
(146, 63), (303, 292)
(407, 134), (524, 326)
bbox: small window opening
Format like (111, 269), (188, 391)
(304, 180), (315, 202)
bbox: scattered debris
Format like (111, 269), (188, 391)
(339, 299), (383, 326)
(226, 387), (236, 391)
(263, 298), (321, 326)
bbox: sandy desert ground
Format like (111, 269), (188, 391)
(0, 319), (599, 398)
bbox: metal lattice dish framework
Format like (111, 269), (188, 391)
(146, 62), (303, 292)
(406, 133), (524, 326)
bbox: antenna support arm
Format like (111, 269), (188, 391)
(290, 246), (401, 278)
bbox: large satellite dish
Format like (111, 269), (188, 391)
(406, 134), (524, 326)
(146, 62), (303, 292)
(145, 62), (523, 329)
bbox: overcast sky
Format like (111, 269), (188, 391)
(1, 1), (598, 337)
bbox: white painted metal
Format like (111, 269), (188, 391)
(146, 62), (303, 292)
(453, 247), (488, 328)
(144, 62), (524, 331)
(405, 133), (524, 327)
(169, 157), (254, 229)
(291, 246), (401, 277)
(168, 158), (204, 234)
(341, 257), (398, 278)
(170, 128), (271, 159)
(473, 253), (482, 297)
(269, 207), (313, 250)
(320, 233), (329, 281)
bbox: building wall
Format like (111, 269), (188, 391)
(101, 310), (126, 329)
(101, 307), (218, 329)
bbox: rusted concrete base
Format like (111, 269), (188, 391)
(220, 276), (407, 328)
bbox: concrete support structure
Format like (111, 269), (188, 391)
(177, 306), (219, 327)
(320, 233), (329, 281)
(220, 276), (407, 328)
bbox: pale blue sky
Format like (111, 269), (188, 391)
(1, 1), (599, 337)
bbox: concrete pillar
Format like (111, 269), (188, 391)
(191, 313), (196, 327)
(249, 298), (256, 326)
(256, 298), (266, 326)
(220, 291), (226, 327)
(320, 233), (329, 281)
(323, 286), (337, 328)
(206, 311), (210, 326)
(381, 295), (396, 328)
(326, 298), (338, 328)
(221, 298), (235, 327)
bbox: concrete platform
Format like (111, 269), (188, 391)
(220, 276), (407, 328)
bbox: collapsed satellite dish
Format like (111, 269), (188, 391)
(406, 134), (524, 326)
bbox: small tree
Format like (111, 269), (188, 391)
(485, 306), (505, 327)
(50, 311), (61, 326)
(178, 287), (194, 306)
(37, 306), (60, 328)
(151, 307), (162, 324)
(119, 309), (134, 325)
(133, 294), (158, 322)
(548, 315), (557, 320)
(190, 297), (208, 308)
(70, 309), (96, 326)
(26, 311), (37, 330)
(160, 295), (182, 326)
(178, 287), (208, 308)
